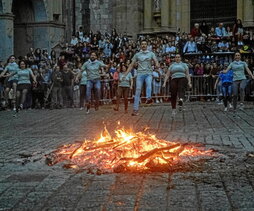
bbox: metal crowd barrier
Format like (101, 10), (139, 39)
(98, 76), (220, 103)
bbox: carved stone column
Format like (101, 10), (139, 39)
(0, 13), (14, 61)
(161, 0), (170, 30)
(144, 0), (153, 32)
(243, 0), (254, 27)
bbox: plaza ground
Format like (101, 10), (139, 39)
(0, 102), (254, 210)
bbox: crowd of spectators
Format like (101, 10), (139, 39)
(0, 19), (254, 110)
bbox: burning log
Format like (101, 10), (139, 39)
(45, 127), (214, 173)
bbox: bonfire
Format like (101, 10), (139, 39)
(45, 127), (214, 174)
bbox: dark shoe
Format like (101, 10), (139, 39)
(124, 110), (128, 114)
(113, 107), (119, 111)
(95, 106), (99, 111)
(132, 110), (139, 116)
(145, 99), (153, 104)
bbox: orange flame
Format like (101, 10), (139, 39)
(46, 127), (214, 173)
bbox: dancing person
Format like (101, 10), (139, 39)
(16, 60), (37, 110)
(214, 64), (233, 111)
(0, 55), (19, 110)
(113, 63), (133, 113)
(163, 54), (192, 118)
(126, 40), (159, 116)
(81, 51), (107, 113)
(224, 52), (254, 112)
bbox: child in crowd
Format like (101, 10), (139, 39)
(214, 64), (233, 111)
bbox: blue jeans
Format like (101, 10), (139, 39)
(133, 74), (152, 111)
(221, 83), (232, 107)
(221, 83), (232, 97)
(86, 79), (101, 106)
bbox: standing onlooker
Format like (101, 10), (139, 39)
(75, 69), (87, 110)
(51, 66), (63, 109)
(152, 67), (162, 103)
(62, 64), (74, 108)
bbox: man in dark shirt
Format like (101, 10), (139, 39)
(51, 65), (63, 109)
(62, 64), (74, 107)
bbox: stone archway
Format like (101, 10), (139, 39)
(12, 0), (48, 57)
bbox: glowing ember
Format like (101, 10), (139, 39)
(45, 127), (214, 173)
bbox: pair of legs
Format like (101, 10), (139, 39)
(115, 86), (130, 111)
(232, 79), (247, 110)
(32, 91), (44, 108)
(133, 74), (152, 112)
(62, 86), (73, 107)
(86, 79), (101, 110)
(51, 86), (63, 108)
(5, 80), (17, 109)
(16, 85), (30, 109)
(80, 85), (86, 108)
(221, 83), (232, 108)
(170, 77), (187, 109)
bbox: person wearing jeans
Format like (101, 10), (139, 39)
(126, 40), (159, 116)
(163, 54), (192, 118)
(224, 52), (254, 112)
(81, 52), (107, 113)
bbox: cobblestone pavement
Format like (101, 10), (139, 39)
(0, 102), (254, 211)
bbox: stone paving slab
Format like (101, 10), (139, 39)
(0, 102), (254, 210)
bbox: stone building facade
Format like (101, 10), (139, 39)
(0, 0), (67, 61)
(83, 0), (254, 37)
(0, 0), (253, 61)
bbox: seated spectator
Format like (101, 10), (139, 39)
(194, 63), (204, 75)
(103, 39), (113, 58)
(191, 23), (201, 38)
(215, 23), (226, 38)
(183, 37), (198, 53)
(200, 21), (209, 36)
(233, 19), (244, 46)
(70, 35), (79, 46)
(77, 26), (84, 40)
(165, 42), (176, 56)
(195, 35), (206, 52)
(225, 26), (233, 38)
(82, 34), (90, 43)
(211, 41), (218, 52)
(218, 38), (230, 52)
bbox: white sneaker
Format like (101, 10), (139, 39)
(239, 103), (244, 110)
(80, 107), (84, 111)
(229, 103), (233, 109)
(172, 109), (177, 119)
(224, 107), (228, 112)
(160, 99), (163, 103)
(13, 107), (16, 111)
(20, 104), (23, 110)
(156, 99), (160, 104)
